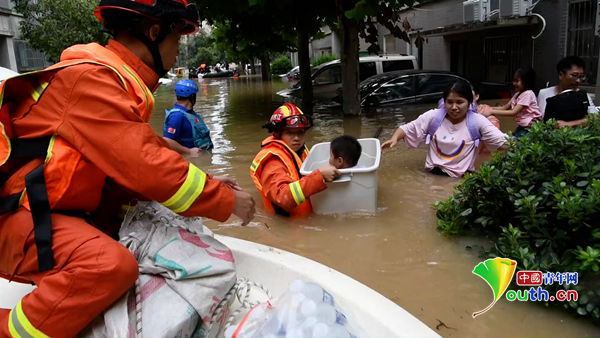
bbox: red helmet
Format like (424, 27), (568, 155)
(95, 0), (199, 35)
(263, 103), (312, 133)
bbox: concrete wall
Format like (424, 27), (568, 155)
(0, 7), (18, 71)
(531, 0), (569, 88)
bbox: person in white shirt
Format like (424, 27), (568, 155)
(537, 56), (598, 128)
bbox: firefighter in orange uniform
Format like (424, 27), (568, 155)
(0, 1), (255, 336)
(250, 103), (339, 217)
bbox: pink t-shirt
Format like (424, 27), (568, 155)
(510, 90), (542, 127)
(399, 109), (507, 177)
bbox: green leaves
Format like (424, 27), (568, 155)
(574, 246), (600, 272)
(434, 116), (600, 323)
(271, 56), (292, 75)
(13, 0), (108, 62)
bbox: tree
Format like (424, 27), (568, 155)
(194, 0), (336, 114)
(185, 31), (226, 68)
(13, 0), (108, 62)
(194, 0), (295, 81)
(337, 0), (413, 115)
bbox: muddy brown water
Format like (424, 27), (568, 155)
(149, 76), (599, 337)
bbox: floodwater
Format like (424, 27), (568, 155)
(149, 76), (600, 337)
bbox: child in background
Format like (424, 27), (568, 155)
(480, 67), (542, 137)
(329, 135), (362, 169)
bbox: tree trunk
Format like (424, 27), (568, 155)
(297, 28), (313, 115)
(339, 7), (361, 116)
(260, 55), (271, 81)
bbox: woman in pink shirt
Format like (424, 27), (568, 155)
(382, 81), (507, 177)
(480, 67), (542, 137)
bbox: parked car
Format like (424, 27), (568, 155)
(359, 70), (469, 107)
(279, 66), (300, 81)
(278, 55), (417, 101)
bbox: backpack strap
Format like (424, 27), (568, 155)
(426, 108), (447, 145)
(0, 136), (54, 271)
(426, 106), (481, 148)
(466, 104), (481, 148)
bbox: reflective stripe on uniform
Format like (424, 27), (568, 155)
(30, 82), (49, 102)
(44, 135), (56, 164)
(250, 160), (259, 172)
(250, 151), (276, 174)
(122, 65), (154, 114)
(289, 181), (306, 205)
(161, 163), (207, 213)
(8, 301), (50, 338)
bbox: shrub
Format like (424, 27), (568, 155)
(311, 54), (338, 67)
(271, 56), (292, 75)
(435, 117), (600, 323)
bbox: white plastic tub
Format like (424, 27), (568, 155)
(300, 138), (380, 215)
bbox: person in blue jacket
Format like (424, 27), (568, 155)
(163, 79), (213, 155)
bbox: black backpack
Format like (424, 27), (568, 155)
(543, 89), (590, 122)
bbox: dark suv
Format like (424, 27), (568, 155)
(360, 70), (469, 107)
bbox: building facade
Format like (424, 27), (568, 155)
(394, 0), (599, 97)
(0, 0), (49, 73)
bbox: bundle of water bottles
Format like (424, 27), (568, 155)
(224, 280), (359, 338)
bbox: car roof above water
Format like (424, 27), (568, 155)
(314, 54), (416, 69)
(360, 70), (464, 85)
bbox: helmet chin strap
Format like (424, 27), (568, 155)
(130, 29), (168, 78)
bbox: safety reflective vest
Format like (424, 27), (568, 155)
(250, 136), (312, 217)
(164, 107), (213, 150)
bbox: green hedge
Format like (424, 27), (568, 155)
(271, 56), (292, 75)
(435, 117), (600, 322)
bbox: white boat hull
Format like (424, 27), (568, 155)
(0, 236), (438, 337)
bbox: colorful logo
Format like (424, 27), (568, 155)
(472, 258), (579, 318)
(472, 257), (517, 318)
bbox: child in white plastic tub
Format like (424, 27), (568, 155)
(329, 135), (362, 169)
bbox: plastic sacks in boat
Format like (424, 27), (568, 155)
(81, 201), (236, 338)
(226, 280), (360, 338)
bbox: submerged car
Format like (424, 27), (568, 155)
(278, 55), (417, 101)
(283, 66), (300, 81)
(360, 70), (469, 107)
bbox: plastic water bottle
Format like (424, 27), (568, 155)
(300, 299), (336, 323)
(261, 312), (282, 336)
(311, 322), (351, 338)
(289, 280), (335, 306)
(301, 298), (349, 326)
(224, 326), (237, 338)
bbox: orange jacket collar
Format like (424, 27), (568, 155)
(106, 39), (159, 91)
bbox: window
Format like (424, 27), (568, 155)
(14, 40), (49, 72)
(373, 76), (415, 102)
(417, 74), (459, 96)
(483, 36), (527, 83)
(359, 62), (377, 81)
(382, 60), (414, 72)
(313, 66), (341, 85)
(567, 0), (599, 85)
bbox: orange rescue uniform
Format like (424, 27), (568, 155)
(250, 136), (326, 217)
(0, 40), (234, 337)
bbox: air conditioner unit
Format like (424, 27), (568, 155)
(463, 0), (491, 23)
(499, 0), (533, 17)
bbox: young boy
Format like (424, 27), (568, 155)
(329, 135), (362, 169)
